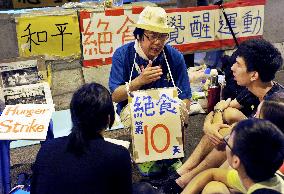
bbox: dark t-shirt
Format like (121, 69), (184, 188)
(236, 82), (284, 117)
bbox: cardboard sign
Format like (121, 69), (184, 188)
(130, 88), (184, 163)
(12, 0), (79, 9)
(16, 12), (81, 59)
(0, 104), (54, 140)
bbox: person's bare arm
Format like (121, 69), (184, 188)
(181, 168), (229, 194)
(203, 111), (230, 146)
(229, 99), (242, 109)
(111, 77), (144, 103)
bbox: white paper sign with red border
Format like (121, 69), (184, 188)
(79, 0), (265, 67)
(0, 104), (54, 140)
(130, 88), (184, 163)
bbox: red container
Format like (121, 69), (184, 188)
(207, 85), (221, 113)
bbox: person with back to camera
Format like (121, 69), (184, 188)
(109, 6), (191, 177)
(31, 83), (132, 194)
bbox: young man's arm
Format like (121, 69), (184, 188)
(229, 99), (242, 109)
(181, 168), (230, 194)
(203, 110), (230, 146)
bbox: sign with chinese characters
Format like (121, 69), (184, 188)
(80, 1), (265, 67)
(130, 88), (184, 163)
(214, 6), (264, 41)
(12, 0), (79, 9)
(16, 13), (81, 59)
(80, 10), (137, 67)
(0, 104), (54, 140)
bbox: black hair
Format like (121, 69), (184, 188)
(67, 83), (115, 156)
(260, 92), (284, 132)
(237, 39), (283, 82)
(133, 28), (145, 41)
(260, 102), (284, 133)
(231, 119), (284, 182)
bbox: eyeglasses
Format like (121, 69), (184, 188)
(223, 134), (233, 151)
(143, 33), (169, 42)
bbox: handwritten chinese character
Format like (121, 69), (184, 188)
(97, 19), (113, 54)
(241, 10), (262, 35)
(116, 16), (135, 45)
(252, 10), (262, 34)
(173, 145), (181, 155)
(51, 23), (72, 51)
(134, 121), (143, 134)
(156, 94), (177, 115)
(143, 96), (155, 116)
(167, 15), (185, 44)
(242, 11), (253, 34)
(133, 97), (144, 118)
(82, 19), (97, 56)
(190, 12), (212, 39)
(21, 24), (47, 52)
(218, 13), (239, 35)
(82, 18), (113, 56)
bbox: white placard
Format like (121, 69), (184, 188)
(0, 104), (54, 140)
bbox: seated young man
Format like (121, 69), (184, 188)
(158, 39), (284, 192)
(182, 119), (284, 194)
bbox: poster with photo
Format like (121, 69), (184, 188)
(0, 57), (52, 107)
(0, 58), (46, 88)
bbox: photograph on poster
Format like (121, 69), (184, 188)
(1, 67), (40, 88)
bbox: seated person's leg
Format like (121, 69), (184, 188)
(201, 181), (231, 194)
(177, 148), (227, 187)
(178, 135), (214, 175)
(223, 107), (247, 125)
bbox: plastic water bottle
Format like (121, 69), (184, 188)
(218, 75), (226, 100)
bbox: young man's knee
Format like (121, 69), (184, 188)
(201, 181), (230, 194)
